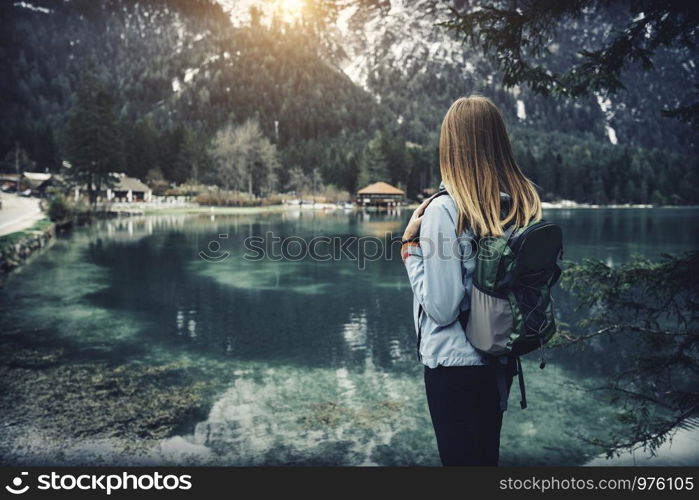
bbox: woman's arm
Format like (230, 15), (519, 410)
(402, 201), (465, 327)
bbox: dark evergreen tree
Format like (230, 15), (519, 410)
(64, 76), (122, 205)
(357, 132), (389, 188)
(442, 1), (699, 128)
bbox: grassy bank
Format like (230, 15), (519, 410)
(0, 217), (52, 249)
(0, 217), (54, 282)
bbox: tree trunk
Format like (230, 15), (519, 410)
(88, 173), (95, 207)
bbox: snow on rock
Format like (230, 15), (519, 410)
(184, 67), (200, 83)
(215, 0), (472, 91)
(596, 93), (618, 145)
(13, 1), (52, 14)
(217, 0), (300, 27)
(596, 93), (614, 118)
(331, 0), (469, 89)
(516, 99), (526, 120)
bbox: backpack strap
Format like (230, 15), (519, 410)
(493, 224), (521, 290)
(416, 189), (449, 361)
(416, 304), (424, 361)
(516, 355), (527, 409)
(408, 190), (449, 246)
(414, 189), (449, 361)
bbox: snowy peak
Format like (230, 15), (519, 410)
(334, 0), (471, 89)
(215, 0), (471, 89)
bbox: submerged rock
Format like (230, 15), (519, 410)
(0, 342), (222, 465)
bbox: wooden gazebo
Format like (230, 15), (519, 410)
(355, 181), (405, 207)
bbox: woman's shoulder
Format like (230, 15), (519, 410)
(425, 190), (456, 212)
(424, 191), (459, 226)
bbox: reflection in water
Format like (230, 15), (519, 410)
(341, 312), (368, 353)
(0, 208), (697, 465)
(170, 360), (419, 466)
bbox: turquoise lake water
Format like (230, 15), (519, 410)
(1, 207), (697, 465)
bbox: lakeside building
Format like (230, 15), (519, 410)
(22, 172), (55, 195)
(109, 174), (152, 202)
(71, 174), (152, 202)
(0, 172), (62, 196)
(355, 181), (405, 207)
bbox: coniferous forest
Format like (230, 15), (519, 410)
(1, 0), (697, 204)
(1, 0), (699, 468)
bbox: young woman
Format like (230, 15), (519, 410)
(400, 95), (542, 466)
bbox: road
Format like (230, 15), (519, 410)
(0, 193), (44, 237)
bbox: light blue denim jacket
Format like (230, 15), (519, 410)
(403, 185), (486, 368)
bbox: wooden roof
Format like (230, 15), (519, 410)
(356, 181), (405, 195)
(114, 175), (150, 193)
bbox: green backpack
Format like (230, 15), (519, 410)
(429, 190), (563, 409)
(464, 218), (562, 356)
(465, 215), (563, 404)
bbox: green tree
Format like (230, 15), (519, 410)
(209, 119), (280, 195)
(122, 118), (158, 181)
(1, 146), (35, 177)
(284, 165), (310, 194)
(178, 128), (209, 185)
(357, 131), (389, 188)
(559, 252), (699, 456)
(442, 1), (699, 128)
(33, 124), (60, 172)
(590, 175), (608, 205)
(63, 76), (122, 205)
(381, 131), (412, 189)
(160, 124), (205, 185)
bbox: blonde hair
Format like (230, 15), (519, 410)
(439, 95), (542, 237)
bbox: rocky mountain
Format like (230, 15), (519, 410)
(1, 0), (696, 203)
(218, 0), (696, 153)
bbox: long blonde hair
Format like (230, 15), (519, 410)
(439, 95), (542, 237)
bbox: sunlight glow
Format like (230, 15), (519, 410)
(278, 0), (305, 23)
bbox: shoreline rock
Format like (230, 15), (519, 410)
(0, 219), (55, 285)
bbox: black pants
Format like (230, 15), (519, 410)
(424, 364), (514, 466)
